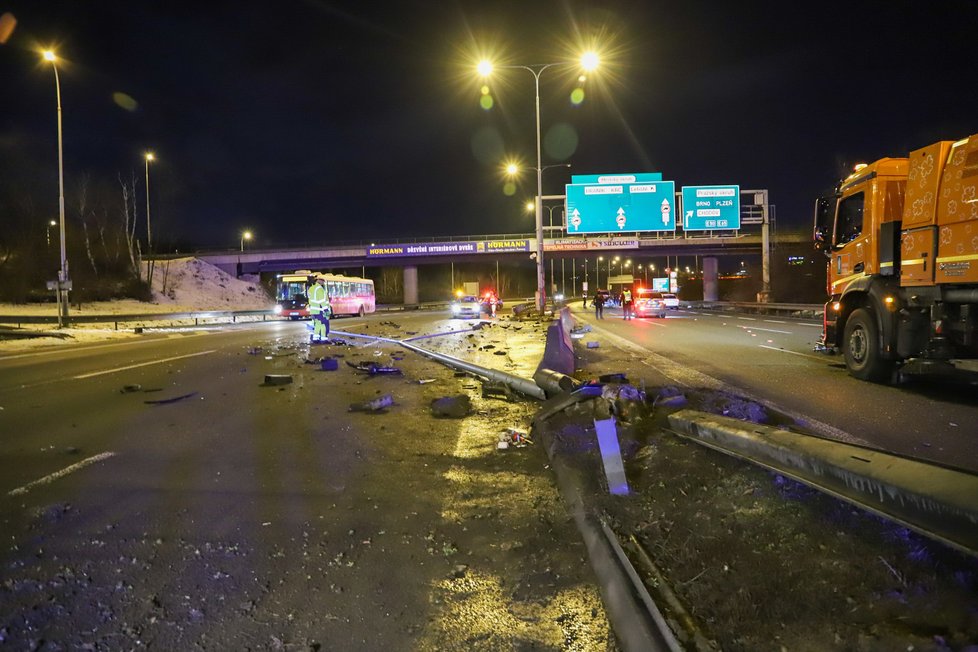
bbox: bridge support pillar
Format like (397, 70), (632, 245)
(403, 265), (418, 305)
(703, 257), (719, 302)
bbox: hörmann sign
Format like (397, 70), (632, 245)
(366, 239), (530, 258)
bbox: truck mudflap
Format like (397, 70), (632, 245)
(814, 301), (838, 353)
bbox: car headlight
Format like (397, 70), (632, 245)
(274, 305), (283, 314)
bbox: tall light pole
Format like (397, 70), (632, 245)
(144, 151), (155, 286)
(43, 50), (69, 327)
(479, 53), (598, 313)
(240, 230), (253, 252)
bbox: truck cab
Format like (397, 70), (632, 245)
(815, 135), (978, 381)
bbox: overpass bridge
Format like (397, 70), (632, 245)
(195, 230), (810, 304)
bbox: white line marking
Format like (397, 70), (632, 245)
(738, 325), (792, 334)
(737, 317), (757, 321)
(73, 350), (216, 379)
(758, 345), (827, 361)
(763, 319), (788, 324)
(8, 452), (117, 497)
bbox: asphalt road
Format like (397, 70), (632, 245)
(574, 302), (978, 472)
(0, 312), (612, 649)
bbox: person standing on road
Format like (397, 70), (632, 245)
(621, 288), (633, 320)
(594, 292), (605, 319)
(307, 274), (331, 343)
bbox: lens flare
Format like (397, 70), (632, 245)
(0, 13), (17, 44)
(479, 94), (494, 111)
(502, 181), (517, 196)
(112, 92), (139, 111)
(570, 88), (585, 105)
(544, 123), (578, 161)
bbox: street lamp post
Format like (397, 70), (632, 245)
(479, 53), (598, 313)
(240, 230), (253, 252)
(144, 152), (155, 286)
(43, 50), (69, 327)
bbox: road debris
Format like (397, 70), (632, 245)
(120, 384), (142, 393)
(586, 341), (600, 349)
(481, 381), (514, 401)
(346, 361), (402, 375)
(144, 392), (198, 405)
(349, 394), (394, 412)
(430, 394), (471, 418)
(497, 428), (531, 450)
(321, 358), (339, 371)
(261, 374), (293, 387)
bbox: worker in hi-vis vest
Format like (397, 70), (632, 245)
(307, 274), (331, 343)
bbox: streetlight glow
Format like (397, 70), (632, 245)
(240, 230), (253, 252)
(43, 50), (57, 62)
(474, 51), (602, 312)
(581, 51), (600, 72)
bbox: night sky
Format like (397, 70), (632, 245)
(2, 0), (977, 250)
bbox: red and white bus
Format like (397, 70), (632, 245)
(273, 271), (376, 319)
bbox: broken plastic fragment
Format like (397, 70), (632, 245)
(349, 394), (394, 412)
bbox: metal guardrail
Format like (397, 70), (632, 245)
(687, 301), (823, 318)
(0, 299), (823, 330)
(0, 309), (276, 330)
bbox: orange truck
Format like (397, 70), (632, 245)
(814, 134), (978, 381)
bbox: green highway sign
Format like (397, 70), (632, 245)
(681, 185), (741, 230)
(565, 177), (676, 234)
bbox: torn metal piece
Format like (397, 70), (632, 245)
(261, 375), (293, 386)
(144, 391), (198, 405)
(481, 381), (514, 401)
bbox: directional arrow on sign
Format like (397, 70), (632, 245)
(685, 210), (693, 219)
(570, 208), (582, 230)
(616, 207), (626, 229)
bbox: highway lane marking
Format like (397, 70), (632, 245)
(0, 332), (211, 362)
(737, 325), (792, 334)
(73, 350), (216, 379)
(764, 319), (788, 324)
(737, 317), (757, 321)
(758, 345), (827, 361)
(7, 451), (117, 497)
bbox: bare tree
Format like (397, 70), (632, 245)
(119, 172), (141, 280)
(74, 173), (100, 277)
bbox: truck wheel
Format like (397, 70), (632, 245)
(843, 308), (892, 382)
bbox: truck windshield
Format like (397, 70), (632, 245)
(835, 192), (864, 247)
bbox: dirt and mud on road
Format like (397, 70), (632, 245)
(2, 311), (976, 651)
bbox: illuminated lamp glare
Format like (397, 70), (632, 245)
(832, 302), (841, 311)
(854, 163), (867, 172)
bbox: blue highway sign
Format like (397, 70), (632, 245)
(565, 179), (676, 234)
(681, 185), (741, 230)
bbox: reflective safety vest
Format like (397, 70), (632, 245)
(308, 282), (328, 315)
(623, 290), (632, 302)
